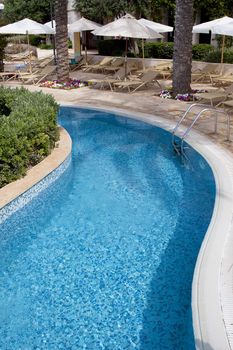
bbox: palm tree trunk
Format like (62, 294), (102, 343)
(54, 0), (69, 81)
(172, 0), (194, 95)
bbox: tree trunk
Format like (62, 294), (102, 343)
(54, 0), (69, 81)
(172, 0), (194, 95)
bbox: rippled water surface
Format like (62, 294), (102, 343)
(0, 107), (215, 349)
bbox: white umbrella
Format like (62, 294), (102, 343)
(212, 23), (233, 36)
(69, 17), (102, 63)
(0, 18), (55, 71)
(192, 16), (233, 34)
(138, 18), (173, 33)
(138, 18), (173, 70)
(45, 20), (56, 29)
(93, 14), (161, 39)
(0, 18), (55, 35)
(193, 16), (233, 64)
(93, 14), (162, 74)
(45, 20), (70, 32)
(212, 23), (233, 64)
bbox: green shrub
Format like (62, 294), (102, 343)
(39, 43), (53, 50)
(39, 40), (72, 50)
(203, 48), (233, 63)
(68, 39), (73, 49)
(29, 35), (45, 47)
(0, 87), (59, 188)
(215, 35), (233, 49)
(192, 44), (213, 60)
(97, 39), (126, 56)
(139, 42), (213, 60)
(141, 41), (174, 59)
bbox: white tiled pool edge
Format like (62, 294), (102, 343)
(64, 104), (233, 350)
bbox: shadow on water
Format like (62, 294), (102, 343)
(195, 339), (215, 350)
(139, 155), (215, 349)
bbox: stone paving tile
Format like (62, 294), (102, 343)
(2, 80), (233, 153)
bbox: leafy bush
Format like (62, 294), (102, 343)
(215, 35), (233, 49)
(192, 44), (213, 60)
(39, 43), (53, 50)
(203, 49), (233, 63)
(97, 39), (127, 56)
(0, 88), (59, 188)
(97, 39), (231, 62)
(139, 42), (213, 60)
(141, 42), (174, 59)
(29, 35), (45, 47)
(39, 40), (71, 50)
(68, 39), (73, 49)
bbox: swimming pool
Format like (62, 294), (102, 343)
(0, 107), (216, 349)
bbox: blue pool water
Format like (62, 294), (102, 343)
(0, 107), (215, 349)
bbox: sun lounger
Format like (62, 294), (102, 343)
(113, 71), (161, 93)
(102, 58), (124, 73)
(5, 50), (36, 62)
(0, 71), (20, 81)
(18, 65), (57, 85)
(137, 61), (172, 79)
(33, 56), (54, 69)
(87, 67), (131, 91)
(70, 56), (89, 72)
(218, 97), (233, 111)
(195, 84), (233, 106)
(192, 64), (221, 84)
(212, 73), (233, 85)
(82, 57), (113, 72)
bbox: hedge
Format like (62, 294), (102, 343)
(98, 40), (213, 61)
(140, 42), (213, 60)
(142, 42), (174, 59)
(203, 48), (233, 64)
(0, 87), (59, 188)
(97, 39), (126, 56)
(192, 44), (213, 61)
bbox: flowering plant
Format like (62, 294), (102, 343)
(40, 79), (90, 90)
(159, 89), (208, 102)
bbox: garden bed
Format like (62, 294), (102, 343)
(0, 87), (59, 188)
(40, 79), (90, 89)
(159, 89), (208, 101)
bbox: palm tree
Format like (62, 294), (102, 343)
(172, 0), (194, 95)
(54, 0), (69, 81)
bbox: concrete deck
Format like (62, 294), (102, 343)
(2, 76), (233, 154)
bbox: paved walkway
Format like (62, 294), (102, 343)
(2, 79), (233, 153)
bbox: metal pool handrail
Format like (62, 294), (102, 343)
(172, 103), (230, 156)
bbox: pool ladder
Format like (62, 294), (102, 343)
(172, 103), (230, 156)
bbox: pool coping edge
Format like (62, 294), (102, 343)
(62, 103), (233, 350)
(1, 102), (232, 350)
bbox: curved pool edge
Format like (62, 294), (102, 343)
(0, 126), (72, 210)
(0, 103), (232, 349)
(62, 103), (233, 350)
